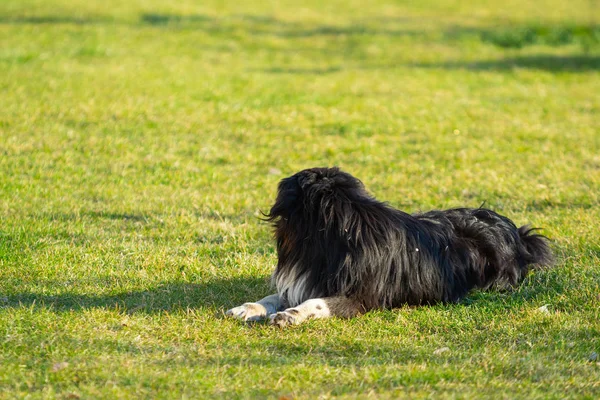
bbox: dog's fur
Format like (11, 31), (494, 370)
(226, 167), (554, 326)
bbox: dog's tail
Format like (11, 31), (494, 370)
(518, 225), (554, 269)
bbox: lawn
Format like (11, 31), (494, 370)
(1, 0), (599, 398)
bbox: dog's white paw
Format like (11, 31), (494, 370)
(225, 303), (267, 322)
(269, 310), (299, 327)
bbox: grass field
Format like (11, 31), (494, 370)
(1, 0), (599, 398)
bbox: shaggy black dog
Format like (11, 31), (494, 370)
(226, 167), (553, 327)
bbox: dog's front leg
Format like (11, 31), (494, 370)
(270, 296), (363, 327)
(225, 294), (281, 322)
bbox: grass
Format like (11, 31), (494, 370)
(0, 0), (599, 398)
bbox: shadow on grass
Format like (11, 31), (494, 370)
(42, 209), (257, 224)
(413, 54), (600, 72)
(0, 15), (109, 25)
(2, 265), (567, 315)
(45, 211), (150, 222)
(259, 66), (344, 74)
(140, 13), (213, 25)
(524, 198), (597, 212)
(256, 55), (600, 75)
(2, 277), (272, 314)
(4, 11), (598, 46)
(139, 13), (599, 44)
(140, 14), (599, 73)
(3, 12), (598, 73)
(139, 13), (422, 38)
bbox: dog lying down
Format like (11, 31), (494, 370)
(226, 167), (553, 327)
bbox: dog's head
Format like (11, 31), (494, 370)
(265, 167), (368, 222)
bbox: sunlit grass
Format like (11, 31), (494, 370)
(1, 0), (599, 398)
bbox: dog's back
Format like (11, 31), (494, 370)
(415, 207), (554, 295)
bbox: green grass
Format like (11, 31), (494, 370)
(1, 0), (599, 398)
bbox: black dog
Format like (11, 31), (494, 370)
(226, 167), (553, 327)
